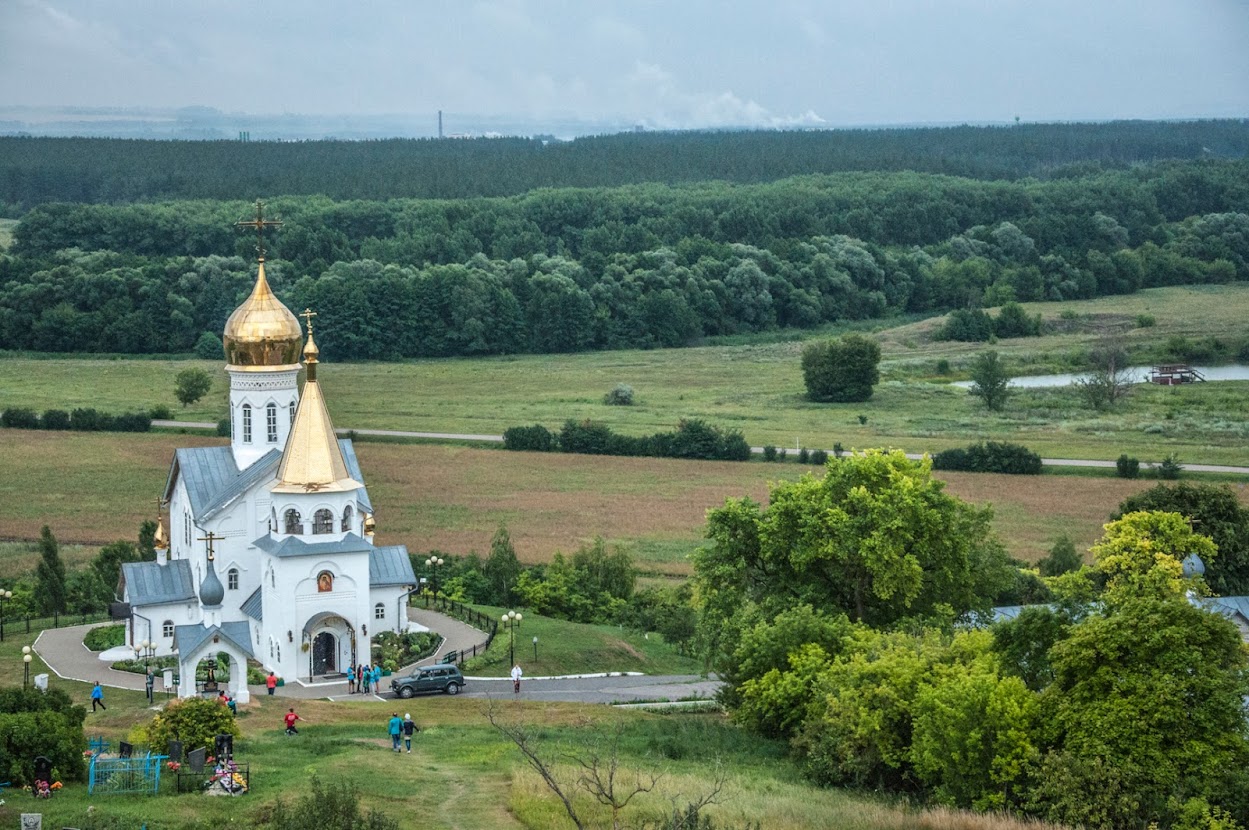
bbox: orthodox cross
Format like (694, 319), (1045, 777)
(235, 199), (282, 260)
(197, 531), (224, 562)
(299, 307), (317, 336)
(154, 495), (164, 516)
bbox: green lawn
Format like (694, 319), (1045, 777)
(2, 285), (1247, 464)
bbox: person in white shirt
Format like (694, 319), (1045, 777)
(511, 664), (523, 694)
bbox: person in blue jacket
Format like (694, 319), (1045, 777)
(388, 712), (403, 752)
(90, 681), (106, 712)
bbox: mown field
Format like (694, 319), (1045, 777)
(0, 627), (1064, 830)
(0, 428), (1227, 577)
(2, 285), (1248, 464)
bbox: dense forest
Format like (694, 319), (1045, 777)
(1, 123), (1248, 359)
(3, 120), (1248, 208)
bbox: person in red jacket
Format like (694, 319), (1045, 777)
(284, 708), (304, 735)
(266, 671), (278, 696)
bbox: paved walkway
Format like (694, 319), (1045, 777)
(152, 421), (1249, 474)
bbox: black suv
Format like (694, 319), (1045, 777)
(391, 665), (465, 698)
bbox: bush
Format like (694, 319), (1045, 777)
(216, 418), (231, 437)
(149, 404), (173, 420)
(70, 408), (107, 430)
(797, 448), (810, 464)
(936, 308), (994, 342)
(801, 334), (881, 403)
(194, 331), (223, 360)
(809, 449), (829, 465)
(552, 418), (748, 462)
(83, 623), (126, 652)
(112, 412), (152, 432)
(0, 688), (87, 785)
(503, 424), (557, 452)
(1038, 536), (1083, 577)
(932, 441), (1043, 475)
(603, 383), (635, 406)
(1157, 453), (1183, 480)
(372, 630), (438, 672)
(1116, 454), (1140, 479)
(40, 409), (70, 430)
(1136, 313), (1156, 328)
(1, 407), (39, 429)
(935, 359), (951, 375)
(144, 696), (240, 755)
(762, 445), (777, 462)
(992, 301), (1042, 338)
(269, 776), (400, 830)
(776, 448), (788, 462)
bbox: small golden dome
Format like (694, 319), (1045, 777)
(223, 260), (303, 367)
(154, 516), (168, 550)
(303, 331), (320, 362)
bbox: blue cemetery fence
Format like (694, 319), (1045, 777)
(88, 752), (169, 795)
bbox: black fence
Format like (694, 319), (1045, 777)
(419, 597), (498, 665)
(0, 610), (112, 641)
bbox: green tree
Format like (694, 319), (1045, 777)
(35, 525), (67, 614)
(174, 367), (213, 408)
(800, 333), (882, 403)
(1073, 337), (1134, 409)
(1092, 510), (1216, 604)
(1115, 482), (1249, 596)
(193, 331), (223, 360)
(967, 350), (1012, 411)
(144, 696), (240, 755)
(1037, 535), (1082, 576)
(483, 525), (522, 606)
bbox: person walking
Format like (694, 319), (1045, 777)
(387, 712), (403, 752)
(266, 671), (277, 696)
(90, 681), (107, 712)
(371, 664), (382, 692)
(402, 713), (418, 753)
(284, 707), (304, 735)
(347, 664), (356, 694)
(511, 664), (523, 695)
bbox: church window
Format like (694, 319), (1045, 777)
(266, 403), (278, 443)
(290, 400), (296, 425)
(227, 568), (239, 590)
(313, 509), (333, 534)
(317, 571), (334, 592)
(241, 404), (252, 443)
(342, 505), (354, 532)
(374, 603), (385, 620)
(163, 620), (174, 638)
(284, 509), (301, 535)
(184, 512), (191, 546)
(269, 640), (274, 658)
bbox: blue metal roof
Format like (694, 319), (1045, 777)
(252, 531), (375, 559)
(1203, 595), (1249, 622)
(173, 621), (254, 660)
(165, 440), (371, 520)
(240, 587), (263, 621)
(370, 545), (416, 588)
(122, 560), (196, 606)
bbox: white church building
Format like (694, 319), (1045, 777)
(119, 241), (416, 703)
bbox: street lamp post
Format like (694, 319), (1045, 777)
(532, 635), (538, 663)
(135, 640), (156, 703)
(501, 610), (522, 667)
(22, 645), (32, 690)
(0, 589), (11, 642)
(424, 557), (444, 607)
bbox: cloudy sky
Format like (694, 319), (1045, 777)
(2, 0), (1247, 129)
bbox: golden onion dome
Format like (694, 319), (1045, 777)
(153, 516), (168, 550)
(222, 259), (303, 367)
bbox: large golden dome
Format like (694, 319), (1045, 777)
(223, 259), (303, 367)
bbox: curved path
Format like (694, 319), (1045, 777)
(153, 421), (1249, 474)
(32, 612), (720, 705)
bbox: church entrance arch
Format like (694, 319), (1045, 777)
(302, 612), (352, 680)
(312, 632), (337, 675)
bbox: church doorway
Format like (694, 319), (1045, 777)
(312, 632), (337, 675)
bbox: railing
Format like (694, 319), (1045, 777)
(88, 753), (168, 795)
(417, 596), (498, 666)
(177, 763), (250, 795)
(0, 610), (112, 641)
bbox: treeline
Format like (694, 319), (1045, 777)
(504, 418), (751, 461)
(3, 120), (1248, 208)
(2, 160), (1248, 358)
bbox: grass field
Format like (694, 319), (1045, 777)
(0, 626), (1064, 830)
(3, 428), (1236, 576)
(1, 285), (1247, 464)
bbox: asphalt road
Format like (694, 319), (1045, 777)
(381, 673), (722, 705)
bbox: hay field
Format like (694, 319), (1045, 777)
(3, 428), (1232, 575)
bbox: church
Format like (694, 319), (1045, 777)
(119, 215), (416, 703)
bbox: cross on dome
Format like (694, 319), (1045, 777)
(235, 200), (283, 261)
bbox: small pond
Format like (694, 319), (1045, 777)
(950, 364), (1249, 389)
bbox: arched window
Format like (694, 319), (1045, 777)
(266, 403), (278, 443)
(241, 404), (252, 443)
(313, 509), (334, 534)
(374, 603), (386, 620)
(163, 620), (174, 638)
(342, 504), (354, 532)
(290, 400), (296, 425)
(227, 568), (239, 590)
(284, 509), (301, 535)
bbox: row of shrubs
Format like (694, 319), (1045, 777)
(762, 445), (830, 465)
(1116, 453), (1183, 480)
(504, 418), (752, 461)
(0, 407), (152, 432)
(932, 441), (1043, 474)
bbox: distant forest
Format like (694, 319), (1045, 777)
(0, 122), (1247, 359)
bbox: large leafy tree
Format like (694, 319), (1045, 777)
(800, 333), (881, 402)
(1091, 510), (1216, 604)
(695, 449), (1014, 638)
(1115, 482), (1249, 595)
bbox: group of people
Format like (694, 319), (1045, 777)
(386, 712), (419, 752)
(347, 663), (383, 694)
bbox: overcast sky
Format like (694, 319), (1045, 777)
(2, 0), (1247, 129)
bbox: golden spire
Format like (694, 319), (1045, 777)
(222, 201), (303, 368)
(273, 329), (361, 494)
(299, 308), (320, 378)
(153, 496), (168, 551)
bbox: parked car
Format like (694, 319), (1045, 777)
(391, 665), (465, 698)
